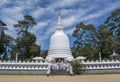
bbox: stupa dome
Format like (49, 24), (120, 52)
(50, 31), (70, 49)
(46, 12), (74, 62)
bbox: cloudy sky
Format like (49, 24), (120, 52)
(0, 0), (120, 50)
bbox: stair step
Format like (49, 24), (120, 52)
(50, 70), (68, 75)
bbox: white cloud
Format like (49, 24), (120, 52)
(36, 23), (55, 41)
(50, 0), (83, 9)
(31, 7), (45, 18)
(60, 0), (120, 30)
(4, 18), (16, 27)
(0, 0), (8, 7)
(12, 0), (41, 9)
(31, 20), (50, 33)
(63, 16), (76, 27)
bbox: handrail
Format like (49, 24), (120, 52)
(69, 64), (73, 75)
(46, 63), (51, 75)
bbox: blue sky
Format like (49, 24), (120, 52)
(0, 0), (120, 50)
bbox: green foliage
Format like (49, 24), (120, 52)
(12, 33), (41, 60)
(11, 15), (40, 61)
(73, 23), (97, 48)
(105, 9), (120, 35)
(40, 50), (48, 59)
(0, 20), (14, 60)
(97, 25), (112, 41)
(70, 60), (84, 75)
(14, 15), (36, 36)
(96, 24), (116, 58)
(72, 22), (97, 59)
(72, 9), (120, 60)
(0, 56), (2, 60)
(105, 8), (120, 54)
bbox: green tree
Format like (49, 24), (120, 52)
(3, 34), (14, 60)
(0, 20), (7, 55)
(72, 23), (97, 59)
(72, 9), (120, 60)
(0, 20), (14, 60)
(12, 15), (40, 60)
(96, 24), (114, 59)
(14, 15), (36, 36)
(105, 9), (120, 36)
(73, 23), (97, 48)
(105, 8), (120, 54)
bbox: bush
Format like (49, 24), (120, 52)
(70, 60), (84, 75)
(0, 57), (2, 60)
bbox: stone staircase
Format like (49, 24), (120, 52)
(50, 70), (68, 75)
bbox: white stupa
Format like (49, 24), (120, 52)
(46, 12), (74, 62)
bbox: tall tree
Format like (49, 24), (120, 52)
(105, 9), (120, 54)
(105, 9), (120, 36)
(72, 23), (97, 59)
(0, 20), (6, 55)
(0, 20), (7, 39)
(0, 20), (14, 60)
(14, 15), (36, 36)
(2, 34), (14, 60)
(12, 15), (40, 60)
(96, 24), (114, 59)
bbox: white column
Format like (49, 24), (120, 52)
(99, 52), (102, 62)
(16, 53), (18, 62)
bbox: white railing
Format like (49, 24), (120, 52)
(81, 60), (120, 70)
(0, 60), (49, 70)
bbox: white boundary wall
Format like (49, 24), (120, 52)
(0, 60), (120, 74)
(0, 60), (49, 74)
(81, 60), (120, 74)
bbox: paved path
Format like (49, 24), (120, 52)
(0, 74), (120, 82)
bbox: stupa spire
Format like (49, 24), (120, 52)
(58, 11), (60, 16)
(56, 11), (63, 30)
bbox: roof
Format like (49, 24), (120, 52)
(75, 56), (86, 60)
(33, 57), (44, 60)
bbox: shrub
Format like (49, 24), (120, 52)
(70, 60), (84, 75)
